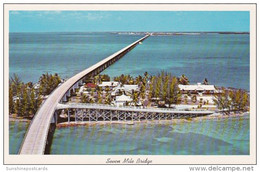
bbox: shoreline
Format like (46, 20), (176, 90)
(56, 112), (249, 128)
(9, 112), (249, 127)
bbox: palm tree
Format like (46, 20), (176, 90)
(203, 78), (209, 85)
(179, 74), (189, 85)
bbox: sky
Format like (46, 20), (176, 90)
(9, 11), (249, 32)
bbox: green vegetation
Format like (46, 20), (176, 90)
(9, 73), (62, 118)
(84, 72), (182, 107)
(213, 88), (249, 115)
(38, 73), (61, 95)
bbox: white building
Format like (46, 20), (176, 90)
(115, 94), (133, 107)
(98, 81), (119, 89)
(113, 84), (139, 95)
(178, 83), (216, 95)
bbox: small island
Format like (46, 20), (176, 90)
(9, 71), (249, 124)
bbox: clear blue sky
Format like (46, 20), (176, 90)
(9, 11), (249, 32)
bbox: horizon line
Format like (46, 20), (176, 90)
(9, 31), (250, 33)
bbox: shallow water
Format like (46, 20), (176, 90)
(49, 116), (249, 155)
(9, 121), (30, 154)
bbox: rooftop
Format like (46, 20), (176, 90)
(179, 83), (216, 91)
(115, 94), (133, 102)
(98, 81), (119, 87)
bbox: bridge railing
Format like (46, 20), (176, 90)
(59, 102), (213, 112)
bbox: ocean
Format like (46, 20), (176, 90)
(9, 32), (250, 155)
(9, 32), (249, 90)
(10, 116), (249, 155)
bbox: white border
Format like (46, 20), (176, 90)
(3, 4), (257, 165)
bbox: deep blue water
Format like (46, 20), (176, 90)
(9, 32), (249, 90)
(9, 32), (142, 83)
(103, 34), (249, 90)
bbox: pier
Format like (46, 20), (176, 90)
(19, 34), (149, 154)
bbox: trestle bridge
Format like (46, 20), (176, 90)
(56, 103), (214, 122)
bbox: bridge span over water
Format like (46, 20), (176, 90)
(56, 103), (214, 122)
(19, 35), (149, 154)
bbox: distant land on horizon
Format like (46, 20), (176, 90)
(9, 31), (249, 35)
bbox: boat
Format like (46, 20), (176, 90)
(139, 42), (142, 44)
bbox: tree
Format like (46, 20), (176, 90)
(155, 76), (162, 99)
(81, 94), (89, 103)
(105, 95), (112, 105)
(148, 76), (155, 99)
(100, 74), (110, 82)
(97, 89), (103, 104)
(229, 89), (249, 112)
(140, 83), (146, 99)
(179, 74), (189, 85)
(9, 84), (14, 114)
(168, 77), (181, 107)
(10, 74), (22, 96)
(162, 75), (169, 103)
(132, 91), (139, 106)
(20, 88), (29, 117)
(203, 78), (209, 85)
(213, 88), (232, 115)
(38, 73), (61, 95)
(29, 88), (36, 115)
(14, 98), (21, 116)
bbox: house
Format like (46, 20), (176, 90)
(115, 94), (133, 107)
(85, 83), (97, 89)
(178, 83), (216, 95)
(179, 83), (218, 105)
(112, 84), (139, 95)
(98, 81), (119, 89)
(33, 83), (40, 90)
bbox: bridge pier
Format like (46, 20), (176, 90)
(62, 95), (67, 102)
(75, 109), (77, 123)
(68, 109), (70, 123)
(79, 80), (83, 86)
(67, 90), (71, 97)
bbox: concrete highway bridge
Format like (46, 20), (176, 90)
(19, 34), (149, 154)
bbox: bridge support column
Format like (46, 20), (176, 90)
(68, 109), (70, 123)
(55, 112), (58, 125)
(62, 95), (67, 102)
(66, 91), (70, 97)
(75, 82), (79, 89)
(79, 80), (83, 86)
(67, 90), (71, 97)
(75, 109), (78, 123)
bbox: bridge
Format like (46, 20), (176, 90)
(56, 103), (214, 122)
(19, 34), (150, 154)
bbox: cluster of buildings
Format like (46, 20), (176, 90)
(78, 81), (219, 107)
(79, 81), (140, 107)
(179, 83), (218, 105)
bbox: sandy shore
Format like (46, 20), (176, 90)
(9, 117), (31, 122)
(55, 112), (249, 128)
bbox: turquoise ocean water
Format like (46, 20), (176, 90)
(10, 116), (249, 155)
(9, 32), (250, 155)
(10, 32), (249, 90)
